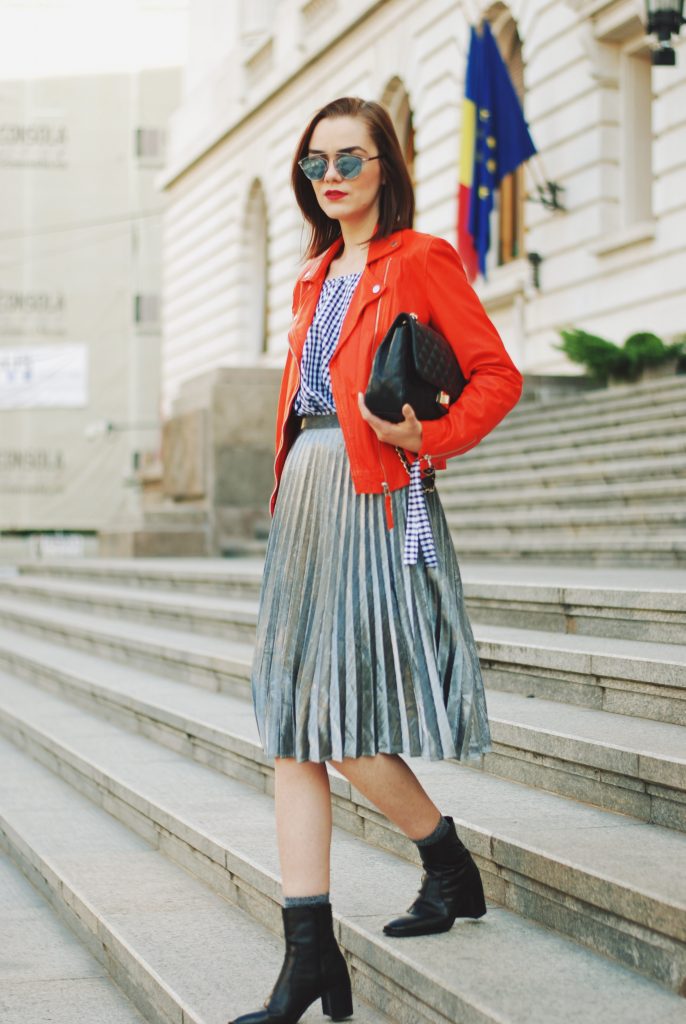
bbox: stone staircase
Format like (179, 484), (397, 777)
(0, 844), (147, 1024)
(0, 551), (685, 1023)
(437, 374), (686, 564)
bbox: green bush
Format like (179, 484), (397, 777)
(554, 329), (628, 383)
(555, 328), (685, 384)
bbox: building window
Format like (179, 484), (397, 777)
(243, 181), (269, 357)
(240, 0), (277, 43)
(619, 46), (653, 227)
(382, 78), (415, 187)
(497, 165), (525, 263)
(134, 294), (160, 324)
(485, 5), (527, 269)
(583, 10), (655, 251)
(134, 127), (165, 160)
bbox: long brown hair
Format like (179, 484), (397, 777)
(291, 96), (415, 259)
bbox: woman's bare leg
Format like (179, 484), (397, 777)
(329, 753), (442, 840)
(274, 757), (332, 897)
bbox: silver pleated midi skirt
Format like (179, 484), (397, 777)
(250, 417), (492, 763)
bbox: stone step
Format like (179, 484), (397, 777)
(439, 452), (686, 491)
(486, 393), (685, 445)
(3, 559), (686, 644)
(0, 593), (683, 726)
(450, 534), (686, 567)
(461, 413), (684, 463)
(226, 531), (686, 569)
(1, 623), (683, 831)
(458, 562), (686, 645)
(1, 674), (686, 1009)
(12, 556), (267, 596)
(478, 625), (686, 724)
(445, 502), (686, 533)
(0, 573), (260, 643)
(0, 737), (390, 1024)
(484, 689), (686, 828)
(505, 375), (686, 428)
(440, 431), (686, 473)
(0, 849), (147, 1024)
(439, 476), (686, 510)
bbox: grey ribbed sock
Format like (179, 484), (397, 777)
(413, 814), (451, 847)
(283, 892), (330, 908)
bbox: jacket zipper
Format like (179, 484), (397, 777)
(271, 334), (303, 506)
(284, 335), (302, 434)
(371, 257), (394, 530)
(375, 438), (394, 530)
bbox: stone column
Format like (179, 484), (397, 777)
(160, 365), (282, 555)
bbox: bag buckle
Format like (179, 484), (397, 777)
(420, 454), (436, 493)
(394, 447), (435, 494)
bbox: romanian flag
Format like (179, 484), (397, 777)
(457, 21), (538, 282)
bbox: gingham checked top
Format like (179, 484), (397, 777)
(294, 271), (437, 567)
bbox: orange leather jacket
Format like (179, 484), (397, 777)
(270, 227), (524, 524)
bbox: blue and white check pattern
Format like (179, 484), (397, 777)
(294, 273), (361, 415)
(294, 270), (438, 568)
(404, 457), (437, 567)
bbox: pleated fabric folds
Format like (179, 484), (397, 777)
(250, 422), (492, 763)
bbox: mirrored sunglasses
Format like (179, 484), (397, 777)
(298, 153), (382, 181)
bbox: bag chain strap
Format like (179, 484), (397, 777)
(394, 446), (436, 494)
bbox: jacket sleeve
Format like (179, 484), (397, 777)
(417, 235), (524, 460)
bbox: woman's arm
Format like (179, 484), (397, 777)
(417, 235), (523, 460)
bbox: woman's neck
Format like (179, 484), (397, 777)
(328, 244), (366, 277)
(338, 206), (378, 251)
(329, 209), (378, 275)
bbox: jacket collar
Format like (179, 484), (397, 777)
(289, 228), (404, 363)
(301, 228), (404, 283)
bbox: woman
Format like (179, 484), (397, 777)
(230, 97), (523, 1024)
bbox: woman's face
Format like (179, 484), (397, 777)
(306, 115), (383, 227)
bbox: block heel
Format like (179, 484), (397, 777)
(461, 869), (486, 918)
(458, 856), (487, 921)
(321, 978), (354, 1020)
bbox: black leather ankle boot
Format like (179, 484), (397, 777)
(228, 902), (353, 1023)
(383, 815), (486, 937)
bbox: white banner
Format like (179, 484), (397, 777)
(0, 344), (87, 408)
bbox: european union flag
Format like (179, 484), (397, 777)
(468, 21), (537, 279)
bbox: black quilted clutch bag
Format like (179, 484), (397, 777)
(364, 312), (468, 423)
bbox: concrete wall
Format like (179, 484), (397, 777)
(0, 66), (183, 533)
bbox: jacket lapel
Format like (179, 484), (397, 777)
(334, 231), (403, 358)
(289, 230), (404, 362)
(288, 240), (341, 360)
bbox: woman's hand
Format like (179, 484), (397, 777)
(357, 392), (423, 453)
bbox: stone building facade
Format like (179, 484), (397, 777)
(0, 66), (182, 551)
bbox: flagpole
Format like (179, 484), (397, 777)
(524, 153), (550, 194)
(525, 153), (566, 211)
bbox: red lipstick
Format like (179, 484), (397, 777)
(324, 190), (347, 199)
